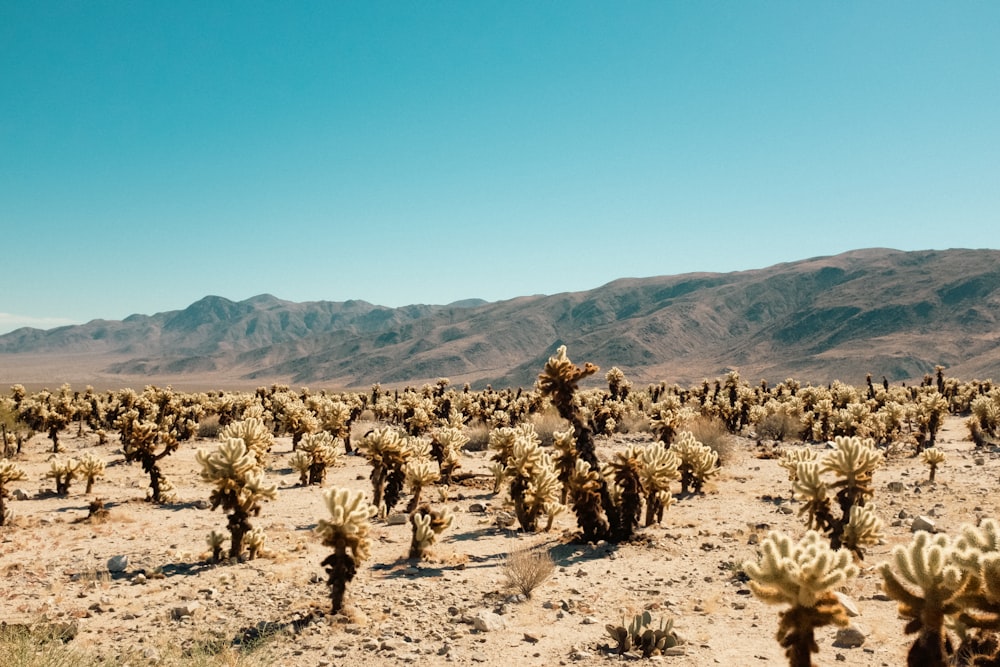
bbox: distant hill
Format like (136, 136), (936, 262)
(2, 248), (999, 390)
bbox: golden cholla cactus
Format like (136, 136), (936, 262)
(289, 450), (312, 486)
(504, 429), (563, 532)
(745, 530), (858, 667)
(429, 425), (466, 484)
(879, 530), (971, 667)
(779, 447), (817, 482)
(297, 431), (340, 486)
(46, 457), (79, 496)
(317, 487), (377, 613)
(567, 458), (608, 542)
(408, 504), (453, 560)
(244, 528), (267, 560)
(792, 462), (833, 533)
(821, 435), (883, 516)
(206, 530), (227, 563)
(219, 416), (273, 465)
(404, 458), (440, 513)
(359, 425), (410, 515)
(945, 520), (1000, 652)
(536, 345), (599, 423)
(920, 447), (946, 482)
(670, 430), (719, 495)
(633, 441), (680, 526)
(839, 504), (884, 559)
(197, 437), (278, 560)
(78, 453), (105, 494)
(0, 459), (26, 526)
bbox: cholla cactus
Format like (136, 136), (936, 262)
(879, 531), (970, 667)
(429, 425), (466, 484)
(779, 448), (817, 482)
(119, 416), (178, 503)
(670, 430), (719, 495)
(358, 426), (410, 516)
(920, 447), (946, 482)
(839, 504), (884, 559)
(606, 611), (679, 658)
(408, 504), (453, 560)
(0, 459), (26, 526)
(316, 487), (377, 613)
(502, 427), (563, 532)
(296, 431), (340, 486)
(206, 530), (227, 563)
(632, 441), (680, 526)
(78, 453), (105, 494)
(566, 458), (608, 542)
(197, 438), (278, 560)
(245, 528), (267, 560)
(822, 435), (883, 516)
(46, 457), (79, 496)
(218, 416), (273, 465)
(404, 458), (440, 513)
(744, 530), (859, 667)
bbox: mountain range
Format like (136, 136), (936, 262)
(2, 248), (999, 390)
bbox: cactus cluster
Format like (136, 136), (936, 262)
(0, 459), (26, 526)
(606, 610), (679, 658)
(669, 430), (719, 495)
(290, 431), (340, 486)
(408, 504), (453, 560)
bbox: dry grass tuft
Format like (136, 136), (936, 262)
(686, 415), (738, 465)
(503, 547), (556, 598)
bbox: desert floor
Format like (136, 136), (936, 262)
(0, 416), (989, 666)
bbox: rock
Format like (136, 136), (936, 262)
(107, 555), (129, 573)
(172, 601), (202, 620)
(832, 624), (866, 648)
(386, 513), (408, 526)
(834, 592), (860, 617)
(887, 481), (904, 492)
(494, 511), (516, 528)
(472, 610), (507, 632)
(468, 502), (487, 513)
(912, 515), (936, 533)
(12, 488), (29, 501)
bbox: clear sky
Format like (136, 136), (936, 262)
(2, 2), (998, 334)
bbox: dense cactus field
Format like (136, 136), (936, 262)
(2, 350), (1000, 666)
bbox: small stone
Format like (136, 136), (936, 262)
(912, 515), (936, 533)
(171, 601), (202, 620)
(133, 573), (147, 585)
(107, 555), (129, 573)
(468, 503), (487, 513)
(887, 481), (904, 492)
(832, 625), (866, 648)
(834, 592), (860, 617)
(523, 633), (539, 643)
(12, 488), (30, 501)
(386, 513), (408, 526)
(472, 610), (507, 632)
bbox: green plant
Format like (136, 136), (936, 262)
(605, 610), (679, 658)
(197, 438), (278, 560)
(316, 487), (377, 613)
(744, 530), (859, 667)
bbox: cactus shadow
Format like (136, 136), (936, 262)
(548, 541), (620, 567)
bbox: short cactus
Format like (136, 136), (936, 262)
(920, 447), (946, 482)
(744, 530), (859, 667)
(408, 504), (453, 560)
(45, 457), (79, 496)
(669, 430), (719, 495)
(78, 453), (105, 494)
(316, 487), (377, 613)
(605, 610), (679, 658)
(0, 459), (27, 526)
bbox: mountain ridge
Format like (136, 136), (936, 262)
(2, 248), (998, 389)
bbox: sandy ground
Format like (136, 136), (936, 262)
(0, 416), (989, 666)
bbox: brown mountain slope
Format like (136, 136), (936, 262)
(2, 248), (998, 389)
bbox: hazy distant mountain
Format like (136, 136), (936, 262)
(2, 248), (999, 389)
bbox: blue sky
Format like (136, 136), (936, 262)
(2, 2), (998, 334)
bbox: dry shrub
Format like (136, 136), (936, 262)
(755, 411), (804, 442)
(462, 422), (491, 452)
(197, 415), (221, 439)
(686, 415), (737, 465)
(503, 547), (556, 598)
(617, 412), (651, 434)
(530, 411), (568, 446)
